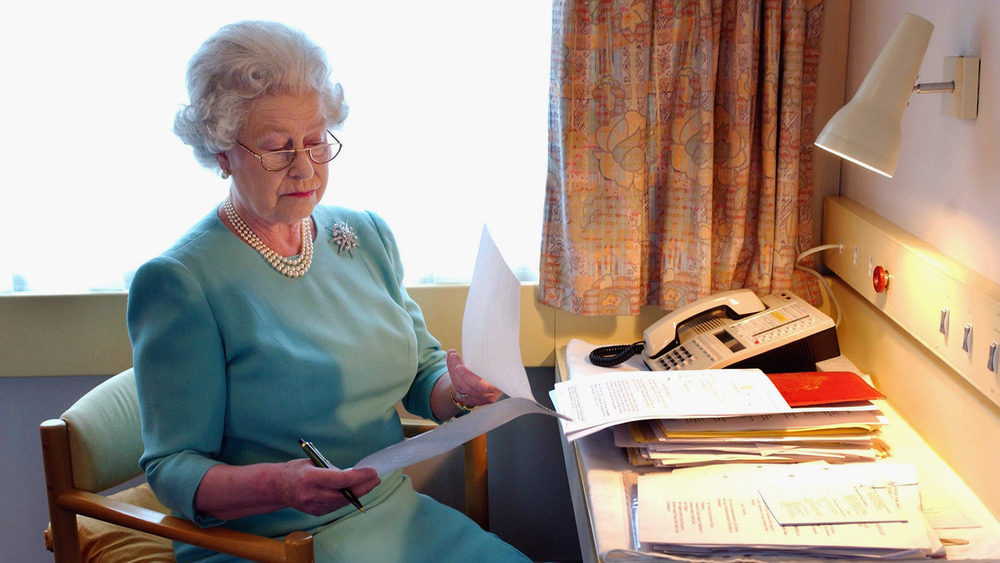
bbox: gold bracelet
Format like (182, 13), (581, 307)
(449, 384), (473, 413)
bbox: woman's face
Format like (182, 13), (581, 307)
(219, 91), (330, 229)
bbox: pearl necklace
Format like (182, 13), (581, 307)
(223, 196), (313, 278)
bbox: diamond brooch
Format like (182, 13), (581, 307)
(328, 221), (360, 257)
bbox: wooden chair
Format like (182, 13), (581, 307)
(41, 368), (488, 562)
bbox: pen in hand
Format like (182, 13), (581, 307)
(298, 439), (366, 513)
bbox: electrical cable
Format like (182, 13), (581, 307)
(794, 243), (843, 328)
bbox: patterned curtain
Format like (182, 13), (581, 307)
(540, 0), (824, 315)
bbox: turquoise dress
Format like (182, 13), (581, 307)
(127, 206), (529, 563)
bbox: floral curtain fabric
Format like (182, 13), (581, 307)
(540, 0), (824, 315)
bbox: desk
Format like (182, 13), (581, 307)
(555, 349), (1000, 562)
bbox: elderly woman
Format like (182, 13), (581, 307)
(127, 21), (529, 563)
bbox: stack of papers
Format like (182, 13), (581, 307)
(635, 462), (944, 559)
(615, 408), (888, 468)
(554, 339), (889, 467)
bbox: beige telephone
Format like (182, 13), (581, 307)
(590, 289), (840, 372)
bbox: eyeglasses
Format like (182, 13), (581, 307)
(236, 131), (343, 171)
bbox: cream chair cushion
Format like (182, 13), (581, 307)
(60, 369), (145, 493)
(45, 369), (176, 560)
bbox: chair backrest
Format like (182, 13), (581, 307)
(61, 369), (144, 492)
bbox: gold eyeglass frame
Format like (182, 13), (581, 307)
(236, 131), (342, 171)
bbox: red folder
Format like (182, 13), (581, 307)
(765, 371), (885, 407)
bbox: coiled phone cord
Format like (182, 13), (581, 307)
(588, 341), (645, 367)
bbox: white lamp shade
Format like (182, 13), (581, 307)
(815, 14), (933, 178)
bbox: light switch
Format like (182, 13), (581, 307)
(962, 323), (973, 353)
(939, 307), (950, 336)
(989, 342), (999, 374)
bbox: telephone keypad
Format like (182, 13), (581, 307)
(657, 342), (713, 370)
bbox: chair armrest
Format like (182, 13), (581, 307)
(401, 418), (439, 437)
(56, 490), (312, 563)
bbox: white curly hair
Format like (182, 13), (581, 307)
(173, 21), (348, 172)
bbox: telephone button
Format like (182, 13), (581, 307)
(660, 345), (702, 370)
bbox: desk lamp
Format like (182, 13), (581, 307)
(815, 13), (980, 178)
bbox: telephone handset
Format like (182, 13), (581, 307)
(590, 289), (840, 373)
(643, 288), (765, 361)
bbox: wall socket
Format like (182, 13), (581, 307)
(822, 197), (1000, 409)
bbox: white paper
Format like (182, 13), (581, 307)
(461, 226), (534, 401)
(636, 464), (941, 558)
(553, 368), (793, 441)
(652, 409), (888, 434)
(759, 482), (908, 525)
(919, 483), (979, 529)
(354, 398), (552, 474)
(353, 226), (560, 474)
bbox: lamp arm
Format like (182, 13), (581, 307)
(913, 81), (955, 94)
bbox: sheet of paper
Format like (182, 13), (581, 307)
(553, 368), (793, 441)
(354, 397), (552, 474)
(652, 409), (887, 435)
(460, 226), (534, 401)
(353, 226), (560, 474)
(636, 465), (940, 557)
(759, 482), (908, 525)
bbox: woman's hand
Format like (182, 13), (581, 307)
(445, 348), (502, 408)
(195, 461), (380, 520)
(278, 460), (381, 516)
(447, 349), (502, 408)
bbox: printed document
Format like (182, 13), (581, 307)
(552, 366), (793, 441)
(636, 463), (943, 559)
(759, 482), (907, 525)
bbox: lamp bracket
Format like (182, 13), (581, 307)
(907, 57), (980, 119)
(913, 81), (954, 94)
(942, 56), (980, 119)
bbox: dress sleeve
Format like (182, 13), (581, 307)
(364, 211), (449, 422)
(126, 255), (226, 526)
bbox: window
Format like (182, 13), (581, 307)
(0, 1), (550, 293)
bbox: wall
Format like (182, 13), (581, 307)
(828, 275), (1000, 516)
(836, 0), (1000, 286)
(1, 376), (111, 563)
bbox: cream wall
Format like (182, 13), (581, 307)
(829, 276), (1000, 517)
(837, 1), (1000, 286)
